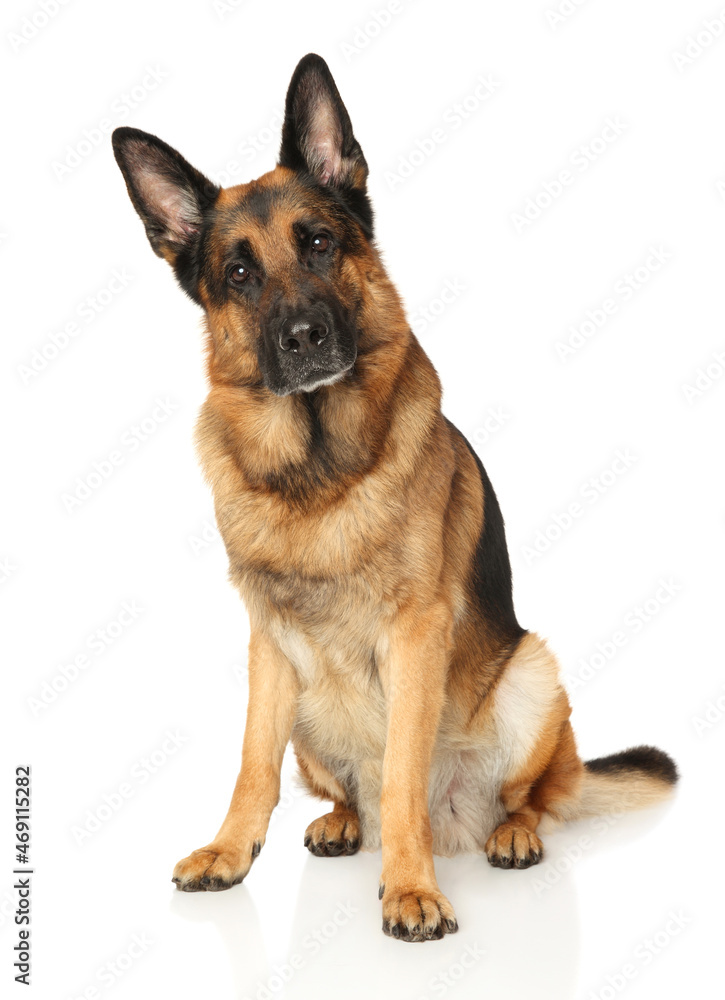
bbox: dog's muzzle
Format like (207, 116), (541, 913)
(264, 307), (357, 396)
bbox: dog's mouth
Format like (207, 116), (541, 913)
(267, 355), (356, 396)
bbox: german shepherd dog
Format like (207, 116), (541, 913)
(112, 54), (677, 942)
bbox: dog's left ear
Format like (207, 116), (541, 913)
(279, 54), (368, 194)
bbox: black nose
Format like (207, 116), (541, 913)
(279, 317), (328, 356)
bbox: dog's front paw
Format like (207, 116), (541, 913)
(485, 823), (543, 870)
(380, 885), (458, 942)
(172, 840), (260, 892)
(304, 809), (360, 856)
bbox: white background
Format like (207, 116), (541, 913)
(3, 0), (724, 997)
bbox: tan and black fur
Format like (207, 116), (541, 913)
(112, 54), (677, 942)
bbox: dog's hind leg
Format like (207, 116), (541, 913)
(296, 749), (361, 856)
(466, 632), (580, 870)
(485, 717), (583, 869)
(481, 631), (677, 869)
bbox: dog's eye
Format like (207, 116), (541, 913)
(229, 264), (250, 285)
(311, 234), (330, 254)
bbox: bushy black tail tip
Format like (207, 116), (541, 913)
(585, 745), (679, 785)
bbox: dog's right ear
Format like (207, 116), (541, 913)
(279, 54), (373, 234)
(112, 127), (219, 295)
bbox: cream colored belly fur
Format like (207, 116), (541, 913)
(270, 612), (563, 857)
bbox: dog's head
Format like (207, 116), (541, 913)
(113, 55), (376, 396)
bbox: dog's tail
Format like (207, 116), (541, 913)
(555, 745), (679, 824)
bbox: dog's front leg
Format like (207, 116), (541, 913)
(172, 630), (298, 891)
(378, 601), (458, 941)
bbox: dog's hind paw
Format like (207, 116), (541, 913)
(485, 823), (543, 870)
(304, 808), (360, 857)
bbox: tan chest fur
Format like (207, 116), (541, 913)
(201, 425), (401, 737)
(239, 516), (397, 844)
